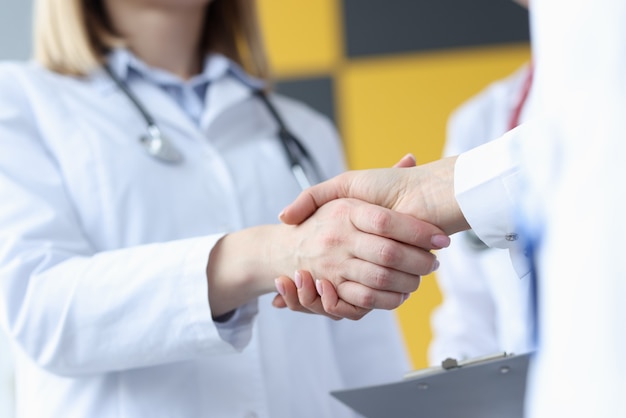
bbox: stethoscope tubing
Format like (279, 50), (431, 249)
(104, 64), (319, 189)
(253, 90), (315, 190)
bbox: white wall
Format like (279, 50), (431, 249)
(0, 0), (33, 60)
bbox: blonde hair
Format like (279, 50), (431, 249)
(33, 0), (271, 79)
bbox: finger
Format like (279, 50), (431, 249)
(272, 293), (288, 309)
(335, 280), (410, 311)
(280, 152), (415, 227)
(317, 279), (372, 320)
(274, 274), (342, 320)
(293, 270), (318, 305)
(273, 276), (310, 313)
(272, 275), (371, 320)
(292, 274), (370, 320)
(350, 200), (450, 250)
(295, 272), (342, 320)
(338, 258), (423, 293)
(347, 232), (440, 278)
(393, 153), (416, 168)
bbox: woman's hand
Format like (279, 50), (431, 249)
(207, 196), (447, 317)
(273, 197), (445, 311)
(271, 199), (448, 317)
(273, 271), (377, 320)
(272, 271), (348, 320)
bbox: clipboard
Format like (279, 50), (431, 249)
(331, 352), (532, 418)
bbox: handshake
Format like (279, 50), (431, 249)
(272, 154), (468, 320)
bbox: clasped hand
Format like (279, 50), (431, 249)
(272, 155), (456, 320)
(273, 197), (444, 319)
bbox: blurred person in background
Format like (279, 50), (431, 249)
(428, 0), (534, 364)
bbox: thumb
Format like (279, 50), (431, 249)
(393, 153), (416, 168)
(278, 155), (414, 225)
(278, 173), (351, 225)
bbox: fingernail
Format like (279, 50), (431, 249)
(432, 259), (440, 272)
(274, 278), (285, 296)
(402, 293), (410, 302)
(405, 153), (416, 163)
(315, 279), (324, 296)
(278, 209), (285, 221)
(431, 234), (450, 249)
(294, 271), (303, 289)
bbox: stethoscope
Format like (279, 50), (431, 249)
(104, 64), (319, 190)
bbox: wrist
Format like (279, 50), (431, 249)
(430, 156), (469, 235)
(206, 227), (281, 317)
(399, 157), (468, 235)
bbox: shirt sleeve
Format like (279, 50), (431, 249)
(454, 125), (530, 277)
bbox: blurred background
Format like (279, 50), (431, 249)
(0, 0), (529, 415)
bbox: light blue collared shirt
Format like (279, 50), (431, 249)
(106, 48), (265, 125)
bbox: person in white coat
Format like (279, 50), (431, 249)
(428, 0), (534, 363)
(428, 62), (534, 364)
(0, 0), (449, 417)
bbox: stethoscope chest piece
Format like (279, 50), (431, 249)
(105, 64), (319, 180)
(140, 125), (184, 164)
(104, 64), (184, 165)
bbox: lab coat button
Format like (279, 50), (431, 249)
(505, 233), (518, 242)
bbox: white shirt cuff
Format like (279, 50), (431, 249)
(455, 127), (523, 249)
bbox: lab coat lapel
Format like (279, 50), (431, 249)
(200, 75), (253, 130)
(118, 74), (254, 139)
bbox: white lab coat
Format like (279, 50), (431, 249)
(429, 66), (534, 364)
(0, 61), (410, 418)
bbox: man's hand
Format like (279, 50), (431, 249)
(279, 156), (468, 236)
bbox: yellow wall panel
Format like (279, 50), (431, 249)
(337, 44), (531, 368)
(338, 44), (531, 168)
(395, 272), (443, 369)
(256, 0), (342, 77)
